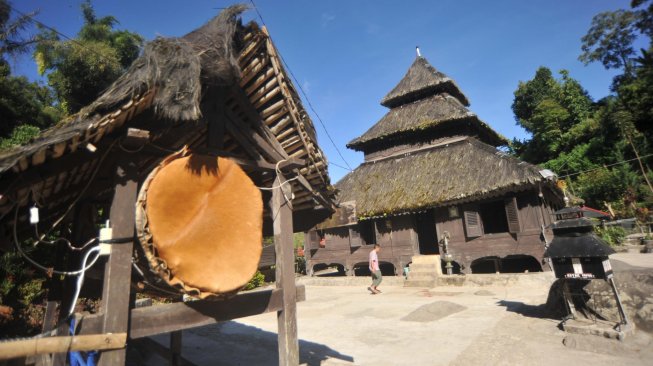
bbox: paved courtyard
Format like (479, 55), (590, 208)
(139, 253), (653, 365)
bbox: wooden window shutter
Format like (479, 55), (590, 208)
(349, 227), (362, 248)
(463, 210), (483, 238)
(308, 230), (319, 249)
(505, 197), (521, 233)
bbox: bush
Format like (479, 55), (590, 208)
(295, 255), (306, 275)
(244, 270), (266, 290)
(595, 225), (627, 246)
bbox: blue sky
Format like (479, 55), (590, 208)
(9, 0), (637, 182)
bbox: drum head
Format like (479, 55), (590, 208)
(137, 150), (263, 297)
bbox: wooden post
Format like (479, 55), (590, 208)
(271, 173), (299, 365)
(97, 158), (138, 366)
(169, 331), (182, 366)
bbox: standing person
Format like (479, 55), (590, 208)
(368, 244), (382, 294)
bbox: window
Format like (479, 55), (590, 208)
(463, 197), (521, 238)
(359, 220), (376, 245)
(349, 226), (362, 248)
(479, 200), (509, 234)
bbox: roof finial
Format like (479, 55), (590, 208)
(416, 46), (421, 57)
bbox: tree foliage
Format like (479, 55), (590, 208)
(0, 1), (62, 140)
(0, 0), (37, 56)
(34, 0), (142, 113)
(513, 1), (653, 217)
(511, 67), (594, 164)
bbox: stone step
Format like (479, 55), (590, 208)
(436, 276), (467, 286)
(411, 255), (442, 264)
(409, 263), (441, 272)
(407, 272), (438, 280)
(404, 279), (436, 288)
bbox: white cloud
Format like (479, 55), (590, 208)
(302, 80), (311, 93)
(321, 13), (336, 28)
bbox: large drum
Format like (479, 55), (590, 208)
(135, 148), (263, 299)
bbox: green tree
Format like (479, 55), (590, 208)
(0, 0), (37, 56)
(511, 67), (595, 164)
(0, 0), (61, 141)
(579, 9), (640, 76)
(34, 0), (142, 113)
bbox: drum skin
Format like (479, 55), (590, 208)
(136, 150), (263, 297)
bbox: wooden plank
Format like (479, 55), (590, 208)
(77, 286), (305, 338)
(0, 334), (126, 361)
(98, 157), (138, 366)
(271, 173), (299, 366)
(222, 114), (267, 164)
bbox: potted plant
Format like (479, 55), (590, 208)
(642, 233), (653, 253)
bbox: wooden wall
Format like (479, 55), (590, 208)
(307, 189), (558, 276)
(305, 216), (418, 276)
(435, 190), (555, 273)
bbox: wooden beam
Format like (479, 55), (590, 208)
(271, 173), (299, 365)
(98, 152), (139, 365)
(75, 286), (306, 339)
(170, 331), (183, 366)
(0, 333), (126, 361)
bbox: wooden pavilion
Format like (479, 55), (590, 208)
(0, 6), (334, 365)
(306, 55), (564, 276)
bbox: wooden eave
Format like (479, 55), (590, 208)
(0, 22), (335, 233)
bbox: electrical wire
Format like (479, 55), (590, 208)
(10, 6), (119, 64)
(39, 139), (118, 239)
(557, 153), (653, 178)
(329, 161), (353, 172)
(33, 224), (97, 251)
(248, 0), (354, 172)
(67, 246), (101, 317)
(13, 202), (102, 277)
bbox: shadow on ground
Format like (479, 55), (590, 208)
(129, 321), (354, 366)
(496, 300), (557, 320)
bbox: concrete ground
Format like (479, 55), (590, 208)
(137, 253), (653, 366)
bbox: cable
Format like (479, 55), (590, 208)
(10, 6), (119, 65)
(67, 246), (101, 316)
(40, 139), (118, 239)
(33, 224), (97, 251)
(329, 161), (353, 172)
(130, 261), (188, 297)
(257, 159), (300, 204)
(557, 153), (653, 178)
(248, 0), (353, 172)
(13, 206), (102, 276)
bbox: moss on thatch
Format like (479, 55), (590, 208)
(347, 94), (508, 150)
(380, 56), (469, 108)
(337, 137), (548, 218)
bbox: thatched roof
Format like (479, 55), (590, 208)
(0, 6), (335, 233)
(0, 5), (247, 172)
(337, 137), (555, 219)
(380, 56), (470, 108)
(347, 94), (508, 150)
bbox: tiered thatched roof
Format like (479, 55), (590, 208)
(347, 56), (507, 151)
(380, 57), (469, 108)
(347, 93), (507, 150)
(337, 137), (550, 218)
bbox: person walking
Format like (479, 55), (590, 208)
(368, 244), (382, 294)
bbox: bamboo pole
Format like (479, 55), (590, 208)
(0, 333), (127, 360)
